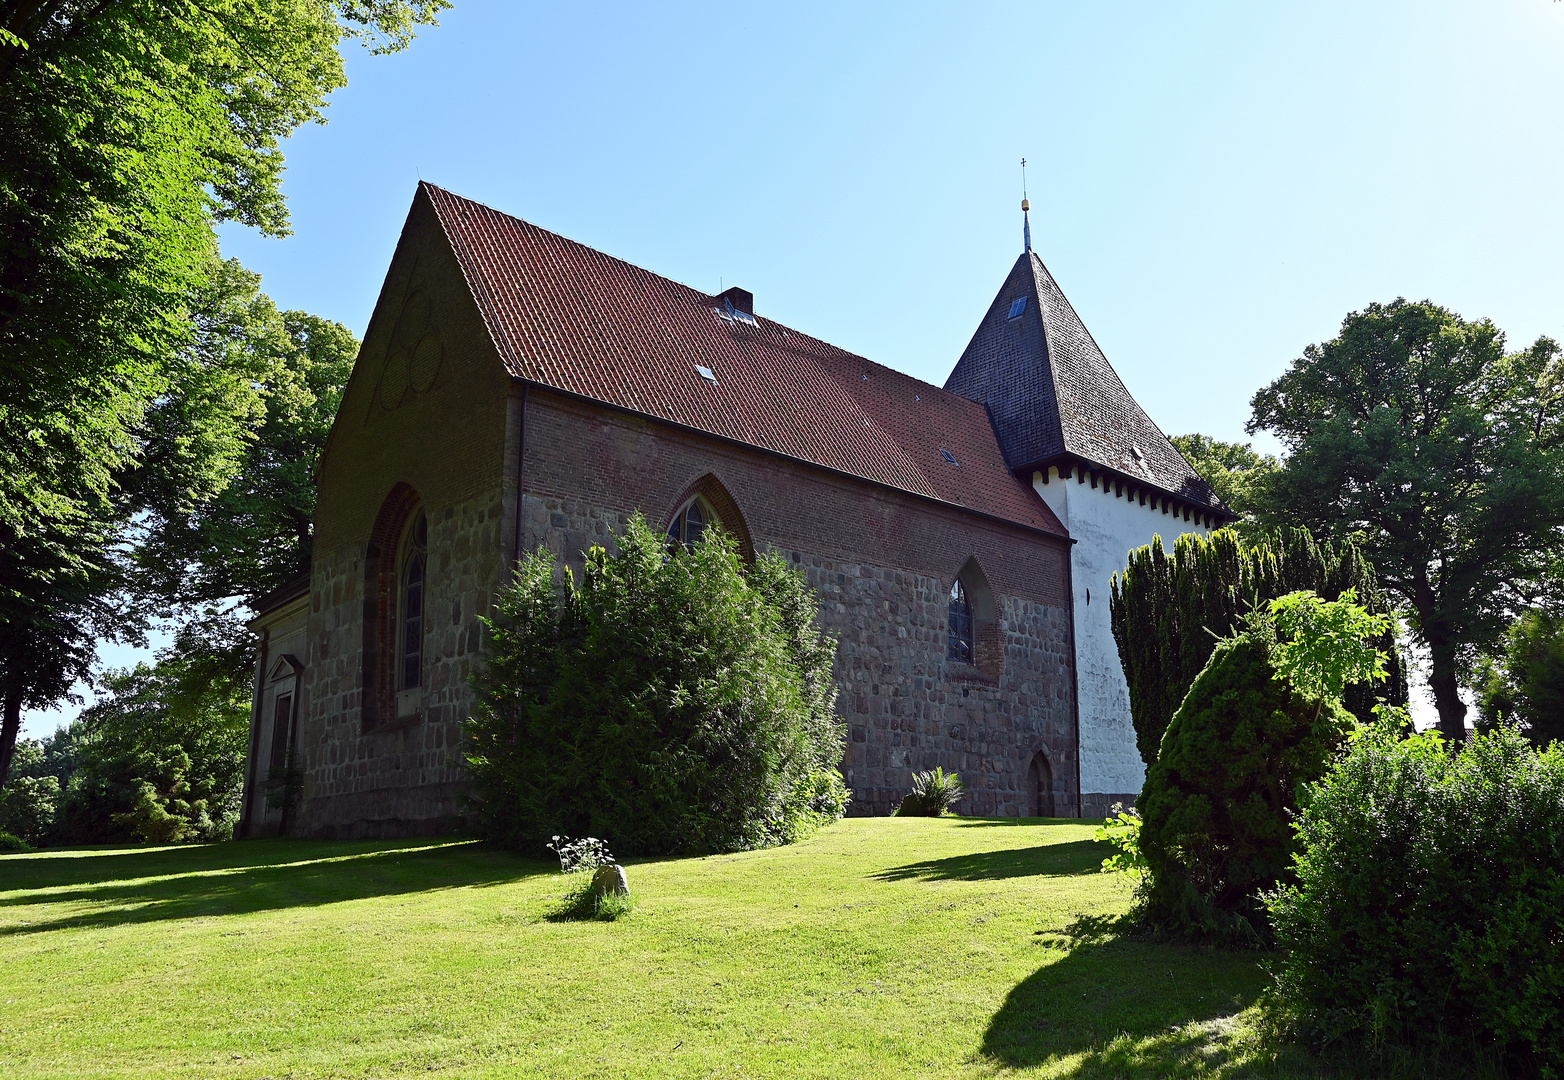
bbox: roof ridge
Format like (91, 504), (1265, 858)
(409, 184), (1068, 535)
(422, 182), (977, 408)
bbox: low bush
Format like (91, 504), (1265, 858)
(466, 515), (849, 857)
(0, 831), (30, 853)
(895, 767), (965, 817)
(1266, 724), (1564, 1072)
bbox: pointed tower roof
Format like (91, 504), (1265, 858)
(943, 251), (1232, 519)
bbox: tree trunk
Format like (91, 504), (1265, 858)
(0, 687), (20, 789)
(1410, 570), (1467, 745)
(1427, 641), (1468, 745)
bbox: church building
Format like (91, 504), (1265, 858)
(238, 183), (1228, 840)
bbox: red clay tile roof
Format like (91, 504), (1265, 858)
(422, 183), (1065, 537)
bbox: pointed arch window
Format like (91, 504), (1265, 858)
(400, 512), (427, 690)
(666, 497), (718, 551)
(948, 579), (974, 663)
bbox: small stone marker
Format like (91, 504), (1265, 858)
(592, 863), (630, 897)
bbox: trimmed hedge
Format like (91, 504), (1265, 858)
(1137, 624), (1353, 941)
(1267, 725), (1564, 1071)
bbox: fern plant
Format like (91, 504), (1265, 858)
(896, 767), (965, 817)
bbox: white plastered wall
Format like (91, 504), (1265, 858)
(1033, 466), (1209, 801)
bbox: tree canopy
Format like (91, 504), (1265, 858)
(1248, 299), (1564, 741)
(1169, 433), (1278, 531)
(0, 0), (439, 787)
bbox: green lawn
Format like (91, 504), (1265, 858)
(0, 817), (1322, 1079)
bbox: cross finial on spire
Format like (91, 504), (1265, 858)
(1020, 158), (1032, 253)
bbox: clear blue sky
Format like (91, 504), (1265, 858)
(24, 0), (1564, 738)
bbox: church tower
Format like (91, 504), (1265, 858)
(945, 216), (1233, 814)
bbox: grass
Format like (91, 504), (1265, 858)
(0, 817), (1329, 1079)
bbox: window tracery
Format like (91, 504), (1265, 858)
(400, 512), (427, 690)
(666, 497), (718, 550)
(948, 579), (974, 663)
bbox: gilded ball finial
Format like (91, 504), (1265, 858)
(1021, 197), (1030, 212)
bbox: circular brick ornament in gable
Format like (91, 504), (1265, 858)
(378, 347), (411, 411)
(394, 289), (432, 349)
(408, 331), (443, 393)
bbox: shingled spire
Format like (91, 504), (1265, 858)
(943, 250), (1231, 519)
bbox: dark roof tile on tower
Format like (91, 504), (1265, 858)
(420, 184), (1065, 537)
(943, 251), (1231, 518)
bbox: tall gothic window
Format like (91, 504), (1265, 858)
(948, 579), (974, 663)
(401, 512), (427, 690)
(666, 497), (715, 550)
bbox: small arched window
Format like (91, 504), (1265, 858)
(400, 512), (427, 690)
(948, 579), (974, 663)
(666, 497), (718, 551)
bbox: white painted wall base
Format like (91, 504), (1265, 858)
(1033, 466), (1209, 801)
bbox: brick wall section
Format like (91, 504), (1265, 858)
(520, 390), (1079, 818)
(292, 197), (516, 838)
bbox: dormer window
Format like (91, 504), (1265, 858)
(1007, 297), (1027, 320)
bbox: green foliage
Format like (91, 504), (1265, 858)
(131, 262), (359, 609)
(0, 771), (59, 846)
(1170, 433), (1279, 530)
(1095, 806), (1147, 882)
(465, 514), (849, 857)
(50, 623), (252, 845)
(1269, 589), (1390, 702)
(895, 767), (966, 817)
(0, 0), (446, 542)
(1249, 299), (1564, 740)
(1267, 725), (1564, 1072)
(1136, 619), (1355, 942)
(0, 830), (28, 852)
(1477, 610), (1564, 748)
(1110, 526), (1403, 767)
(0, 0), (428, 786)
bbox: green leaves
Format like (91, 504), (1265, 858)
(466, 516), (849, 857)
(1267, 726), (1564, 1064)
(1249, 299), (1564, 737)
(1268, 588), (1390, 704)
(1109, 526), (1403, 767)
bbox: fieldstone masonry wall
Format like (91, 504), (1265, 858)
(519, 390), (1080, 821)
(294, 490), (507, 837)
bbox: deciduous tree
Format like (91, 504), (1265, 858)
(1248, 300), (1564, 741)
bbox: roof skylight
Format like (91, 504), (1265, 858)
(695, 364), (717, 383)
(1007, 297), (1027, 320)
(939, 448), (959, 466)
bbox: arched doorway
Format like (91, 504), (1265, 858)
(1026, 752), (1055, 818)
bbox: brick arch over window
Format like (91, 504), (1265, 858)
(666, 473), (755, 563)
(951, 555), (1002, 675)
(361, 482), (423, 730)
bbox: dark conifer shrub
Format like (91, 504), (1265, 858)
(1110, 527), (1403, 767)
(1268, 725), (1564, 1072)
(1137, 619), (1354, 941)
(464, 515), (849, 856)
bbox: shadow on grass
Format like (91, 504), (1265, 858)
(0, 839), (552, 936)
(979, 936), (1288, 1078)
(953, 816), (1093, 827)
(873, 838), (1109, 882)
